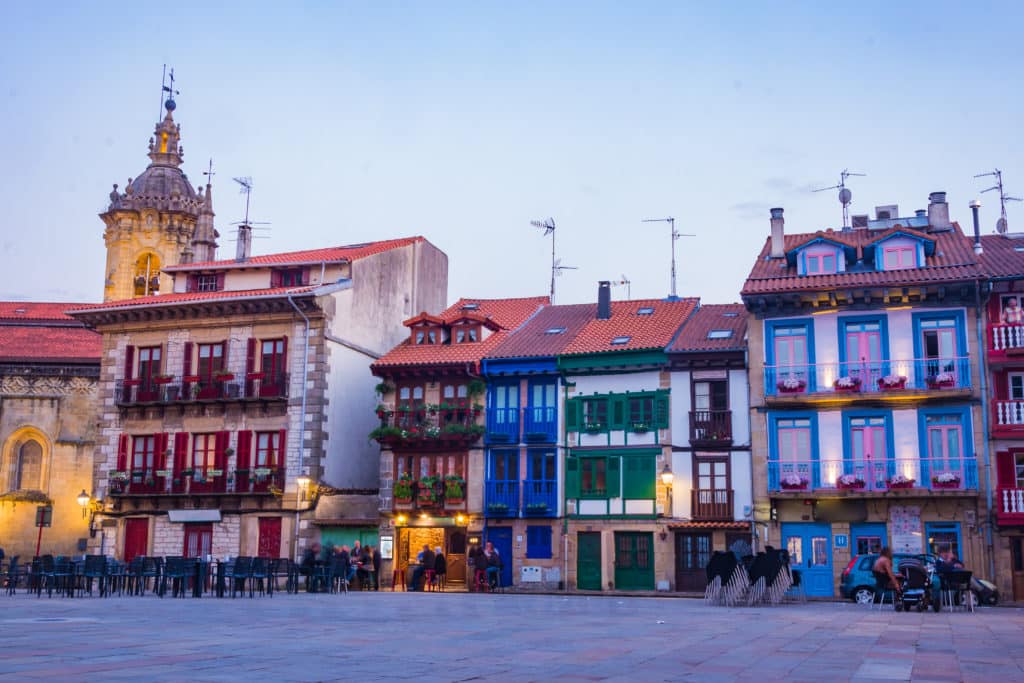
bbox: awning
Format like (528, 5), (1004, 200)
(668, 521), (751, 531)
(168, 509), (222, 523)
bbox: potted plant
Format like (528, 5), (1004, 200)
(153, 373), (174, 385)
(833, 376), (862, 392)
(877, 374), (908, 390)
(393, 473), (414, 503)
(584, 422), (605, 433)
(777, 377), (807, 394)
(887, 474), (916, 489)
(931, 472), (962, 489)
(444, 475), (465, 503)
(526, 502), (549, 514)
(780, 474), (809, 490)
(418, 475), (439, 504)
(375, 404), (390, 419)
(214, 370), (234, 382)
(631, 422), (650, 433)
(375, 381), (394, 396)
(836, 473), (866, 490)
(926, 371), (956, 389)
(487, 502), (510, 514)
(181, 468), (195, 478)
(369, 425), (403, 443)
(144, 474), (155, 486)
(467, 379), (486, 397)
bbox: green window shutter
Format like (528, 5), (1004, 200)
(622, 456), (656, 498)
(611, 396), (626, 429)
(654, 393), (670, 429)
(607, 456), (621, 498)
(565, 457), (580, 499)
(622, 456), (640, 497)
(565, 398), (579, 432)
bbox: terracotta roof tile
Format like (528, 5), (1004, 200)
(373, 296), (549, 370)
(66, 286), (318, 314)
(669, 304), (748, 352)
(979, 234), (1024, 279)
(742, 223), (983, 296)
(0, 301), (94, 322)
(486, 304), (596, 359)
(164, 237), (425, 271)
(0, 302), (101, 363)
(560, 298), (699, 356)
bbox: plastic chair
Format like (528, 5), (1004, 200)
(872, 571), (897, 610)
(230, 557), (253, 598)
(250, 558), (271, 597)
(80, 555), (107, 597)
(941, 570), (974, 612)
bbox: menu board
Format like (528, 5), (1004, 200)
(889, 505), (922, 554)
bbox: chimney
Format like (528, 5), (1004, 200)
(235, 224), (252, 261)
(927, 192), (951, 231)
(597, 281), (612, 320)
(770, 208), (785, 258)
(970, 199), (983, 254)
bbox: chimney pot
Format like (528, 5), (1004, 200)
(770, 207), (785, 258)
(235, 224), (253, 261)
(927, 192), (951, 232)
(597, 281), (612, 320)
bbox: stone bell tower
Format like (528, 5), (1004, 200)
(100, 91), (218, 301)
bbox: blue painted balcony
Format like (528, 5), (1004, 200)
(523, 406), (558, 442)
(768, 457), (978, 493)
(522, 479), (557, 516)
(486, 407), (520, 444)
(485, 479), (519, 517)
(764, 357), (971, 397)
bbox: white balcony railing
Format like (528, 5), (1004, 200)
(764, 357), (970, 397)
(992, 324), (1024, 352)
(995, 400), (1024, 426)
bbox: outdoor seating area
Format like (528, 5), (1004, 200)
(703, 549), (796, 606)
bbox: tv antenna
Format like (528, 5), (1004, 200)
(158, 64), (179, 120)
(642, 217), (693, 299)
(531, 218), (575, 302)
(813, 169), (865, 229)
(975, 168), (1021, 234)
(610, 274), (631, 299)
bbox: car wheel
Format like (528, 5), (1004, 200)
(853, 587), (875, 605)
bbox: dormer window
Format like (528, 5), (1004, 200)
(454, 326), (480, 343)
(462, 303), (480, 311)
(414, 328), (439, 345)
(805, 252), (836, 274)
(197, 274), (219, 292)
(707, 330), (733, 339)
(883, 245), (916, 270)
(271, 268), (308, 288)
(545, 327), (566, 335)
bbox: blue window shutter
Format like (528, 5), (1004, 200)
(527, 525), (552, 559)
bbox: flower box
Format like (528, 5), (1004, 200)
(780, 481), (809, 490)
(487, 503), (510, 514)
(208, 469), (223, 477)
(833, 377), (862, 392)
(214, 373), (235, 382)
(583, 423), (605, 433)
(155, 470), (172, 478)
(780, 475), (809, 490)
(153, 375), (174, 385)
(254, 467), (272, 476)
(108, 470), (128, 481)
(887, 478), (916, 490)
(877, 376), (908, 390)
(526, 503), (550, 514)
(932, 472), (961, 489)
(630, 423), (650, 433)
(183, 375), (201, 383)
(836, 475), (866, 490)
(777, 380), (807, 394)
(926, 372), (956, 389)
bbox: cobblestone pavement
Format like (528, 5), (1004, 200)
(1, 591), (1022, 682)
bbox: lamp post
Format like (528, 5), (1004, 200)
(294, 476), (311, 562)
(660, 464), (674, 517)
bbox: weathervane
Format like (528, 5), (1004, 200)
(975, 169), (1021, 234)
(530, 218), (576, 303)
(813, 169), (865, 230)
(204, 158), (215, 186)
(158, 64), (179, 119)
(642, 217), (693, 299)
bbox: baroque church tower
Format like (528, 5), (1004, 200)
(100, 94), (219, 302)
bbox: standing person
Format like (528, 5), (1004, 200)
(408, 544), (435, 591)
(433, 546), (447, 590)
(466, 544), (478, 592)
(483, 541), (502, 589)
(356, 545), (372, 589)
(371, 544), (382, 590)
(299, 542), (321, 592)
(1003, 297), (1024, 324)
(335, 545), (351, 591)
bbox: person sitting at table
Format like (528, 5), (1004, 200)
(371, 545), (382, 591)
(483, 541), (502, 589)
(408, 544), (435, 591)
(334, 545), (351, 591)
(299, 542), (321, 592)
(935, 544), (964, 574)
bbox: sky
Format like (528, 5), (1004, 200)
(2, 2), (1023, 307)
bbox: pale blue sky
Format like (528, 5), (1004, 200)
(2, 2), (1022, 306)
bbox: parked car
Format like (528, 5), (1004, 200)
(840, 553), (938, 604)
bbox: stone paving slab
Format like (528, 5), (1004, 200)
(0, 593), (1022, 681)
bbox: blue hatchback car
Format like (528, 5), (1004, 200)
(840, 553), (939, 604)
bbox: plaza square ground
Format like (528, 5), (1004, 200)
(1, 592), (1023, 683)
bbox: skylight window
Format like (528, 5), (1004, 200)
(461, 303), (480, 310)
(707, 330), (733, 340)
(610, 336), (631, 345)
(637, 307), (655, 316)
(544, 327), (566, 335)
(1015, 246), (1024, 253)
(722, 312), (739, 318)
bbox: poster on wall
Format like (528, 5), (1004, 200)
(380, 535), (393, 560)
(889, 505), (922, 554)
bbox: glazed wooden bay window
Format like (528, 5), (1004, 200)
(566, 456), (619, 498)
(565, 391), (669, 433)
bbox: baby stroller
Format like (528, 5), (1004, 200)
(895, 558), (937, 612)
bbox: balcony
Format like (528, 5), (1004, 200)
(523, 406), (558, 442)
(691, 488), (734, 521)
(522, 479), (557, 516)
(993, 400), (1024, 437)
(764, 357), (971, 398)
(689, 410), (732, 447)
(767, 457), (978, 493)
(371, 409), (483, 450)
(115, 374), (289, 407)
(485, 480), (520, 517)
(998, 488), (1024, 525)
(108, 467), (283, 496)
(990, 324), (1024, 360)
(486, 407), (520, 443)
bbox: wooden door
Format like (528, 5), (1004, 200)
(675, 532), (711, 591)
(446, 528), (467, 584)
(123, 518), (148, 561)
(577, 531), (602, 590)
(183, 523), (213, 558)
(1011, 537), (1024, 601)
(258, 517), (282, 558)
(614, 531), (654, 590)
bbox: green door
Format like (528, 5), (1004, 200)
(614, 531), (654, 590)
(577, 532), (602, 590)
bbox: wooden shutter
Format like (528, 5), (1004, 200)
(214, 431), (230, 469)
(623, 456), (656, 499)
(654, 392), (670, 429)
(270, 270), (282, 288)
(277, 428), (288, 468)
(215, 272), (225, 290)
(565, 457), (580, 499)
(997, 450), (1017, 489)
(173, 433), (189, 478)
(565, 398), (578, 432)
(611, 396), (626, 430)
(280, 336), (289, 374)
(246, 338), (257, 373)
(301, 268), (310, 286)
(117, 434), (130, 471)
(156, 433), (170, 469)
(182, 342), (193, 377)
(186, 274), (199, 292)
(236, 430), (252, 471)
(123, 345), (135, 380)
(606, 456), (621, 498)
(220, 339), (229, 370)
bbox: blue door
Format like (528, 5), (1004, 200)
(782, 522), (833, 597)
(486, 526), (514, 588)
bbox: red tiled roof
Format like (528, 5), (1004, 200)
(65, 286), (319, 314)
(669, 304), (748, 353)
(559, 298), (699, 356)
(0, 301), (95, 322)
(164, 236), (425, 271)
(979, 234), (1024, 279)
(485, 303), (596, 359)
(0, 302), (101, 363)
(372, 296), (549, 370)
(742, 224), (983, 296)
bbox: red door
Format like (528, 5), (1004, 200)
(124, 518), (148, 561)
(183, 523), (213, 558)
(258, 517), (282, 558)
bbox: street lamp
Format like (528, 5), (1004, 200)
(294, 476), (311, 562)
(76, 489), (90, 514)
(76, 489), (98, 539)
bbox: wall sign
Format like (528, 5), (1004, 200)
(890, 505), (923, 554)
(834, 534), (848, 549)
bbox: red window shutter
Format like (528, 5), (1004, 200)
(236, 430), (252, 470)
(186, 274), (199, 292)
(117, 434), (130, 470)
(997, 450), (1017, 489)
(173, 433), (189, 477)
(156, 433), (170, 469)
(183, 342), (193, 377)
(270, 270), (282, 288)
(280, 336), (288, 373)
(215, 272), (225, 290)
(124, 345), (135, 380)
(246, 338), (257, 373)
(221, 340), (229, 370)
(277, 429), (287, 468)
(215, 431), (231, 469)
(301, 268), (310, 286)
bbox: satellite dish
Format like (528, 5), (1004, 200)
(839, 187), (852, 206)
(997, 217), (1008, 234)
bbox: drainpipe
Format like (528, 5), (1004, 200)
(744, 340), (758, 553)
(561, 376), (573, 592)
(287, 291), (311, 561)
(974, 280), (996, 582)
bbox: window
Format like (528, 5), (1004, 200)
(197, 343), (225, 384)
(197, 274), (219, 292)
(261, 339), (286, 381)
(707, 329), (733, 339)
(767, 320), (812, 390)
(414, 328), (438, 345)
(925, 414), (962, 468)
(805, 252), (836, 274)
(628, 396), (654, 425)
(184, 523), (213, 559)
(883, 246), (916, 270)
(925, 522), (961, 559)
(840, 317), (887, 380)
(138, 346), (162, 384)
(775, 418), (811, 463)
(442, 383), (468, 401)
(462, 303), (479, 310)
(915, 313), (964, 383)
(526, 526), (552, 559)
(848, 415), (889, 466)
(694, 380), (728, 412)
(1010, 373), (1024, 401)
(454, 326), (479, 343)
(132, 435), (157, 474)
(611, 336), (631, 345)
(255, 432), (281, 468)
(622, 455), (656, 498)
(856, 536), (883, 554)
(191, 434), (217, 474)
(488, 450), (518, 481)
(582, 398), (608, 428)
(637, 307), (655, 316)
(580, 458), (607, 496)
(1000, 295), (1024, 325)
(14, 439), (42, 490)
(528, 449), (556, 481)
(1016, 452), (1024, 488)
(272, 268), (306, 287)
